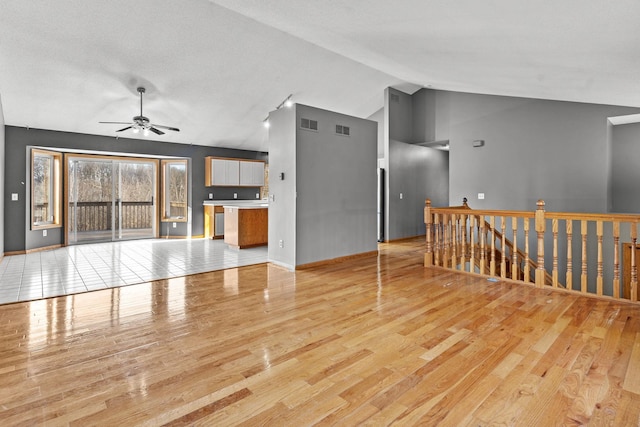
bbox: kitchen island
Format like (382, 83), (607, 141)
(223, 205), (268, 249)
(203, 200), (267, 239)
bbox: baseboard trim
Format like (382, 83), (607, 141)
(26, 244), (63, 254)
(382, 235), (425, 243)
(296, 250), (378, 270)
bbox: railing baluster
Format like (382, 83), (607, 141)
(470, 215), (476, 273)
(632, 222), (638, 302)
(460, 214), (467, 272)
(480, 216), (486, 275)
(434, 214), (441, 267)
(566, 220), (573, 290)
(443, 214), (450, 268)
(613, 222), (620, 299)
(512, 217), (518, 280)
(451, 214), (457, 269)
(501, 216), (507, 278)
(552, 219), (558, 287)
(581, 220), (588, 294)
(596, 221), (603, 296)
(490, 216), (496, 276)
(524, 219), (530, 283)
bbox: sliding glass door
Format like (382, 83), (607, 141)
(67, 156), (157, 244)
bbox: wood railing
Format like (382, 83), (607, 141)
(68, 201), (154, 231)
(425, 198), (640, 303)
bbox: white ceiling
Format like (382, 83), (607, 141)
(1, 0), (639, 152)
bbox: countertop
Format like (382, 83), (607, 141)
(223, 204), (268, 210)
(203, 199), (268, 207)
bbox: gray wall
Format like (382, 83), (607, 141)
(443, 92), (640, 213)
(267, 106), (297, 269)
(367, 107), (384, 159)
(4, 126), (267, 252)
(0, 97), (4, 258)
(611, 122), (640, 213)
(267, 104), (378, 269)
(388, 140), (449, 239)
(385, 87), (450, 241)
(295, 104), (378, 266)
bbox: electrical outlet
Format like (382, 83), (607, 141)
(256, 193), (260, 199)
(269, 194), (275, 202)
(279, 239), (284, 248)
(400, 193), (403, 200)
(209, 193), (213, 199)
(172, 222), (177, 228)
(11, 193), (18, 201)
(478, 193), (485, 200)
(233, 193), (238, 199)
(43, 230), (47, 237)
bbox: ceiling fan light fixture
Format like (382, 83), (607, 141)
(99, 86), (180, 136)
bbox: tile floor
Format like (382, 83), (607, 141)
(0, 238), (268, 304)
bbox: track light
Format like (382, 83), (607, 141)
(278, 94), (293, 109)
(262, 94), (293, 129)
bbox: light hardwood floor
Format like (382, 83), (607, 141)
(0, 238), (639, 426)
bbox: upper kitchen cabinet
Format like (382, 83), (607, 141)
(240, 160), (265, 186)
(205, 157), (264, 187)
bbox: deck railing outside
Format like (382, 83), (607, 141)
(67, 201), (154, 231)
(425, 198), (640, 303)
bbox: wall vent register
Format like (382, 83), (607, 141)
(300, 118), (318, 131)
(335, 124), (350, 136)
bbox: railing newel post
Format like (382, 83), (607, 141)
(535, 200), (546, 288)
(425, 199), (433, 267)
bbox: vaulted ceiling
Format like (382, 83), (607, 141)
(1, 0), (638, 152)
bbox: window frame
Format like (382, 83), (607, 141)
(161, 159), (188, 222)
(31, 148), (62, 230)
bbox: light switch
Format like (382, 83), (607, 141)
(399, 193), (403, 200)
(11, 193), (18, 201)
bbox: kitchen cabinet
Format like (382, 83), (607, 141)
(224, 206), (268, 249)
(206, 158), (239, 186)
(239, 161), (265, 186)
(205, 157), (264, 187)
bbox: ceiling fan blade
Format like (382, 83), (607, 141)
(152, 124), (180, 132)
(149, 127), (165, 135)
(99, 121), (132, 125)
(116, 126), (133, 132)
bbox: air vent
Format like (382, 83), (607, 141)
(390, 93), (400, 103)
(336, 124), (350, 136)
(300, 118), (318, 131)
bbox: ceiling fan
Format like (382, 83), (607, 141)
(99, 87), (180, 136)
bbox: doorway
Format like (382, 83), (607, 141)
(66, 155), (158, 244)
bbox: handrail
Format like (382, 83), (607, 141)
(425, 198), (640, 303)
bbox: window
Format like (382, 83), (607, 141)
(162, 159), (188, 221)
(31, 149), (62, 229)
